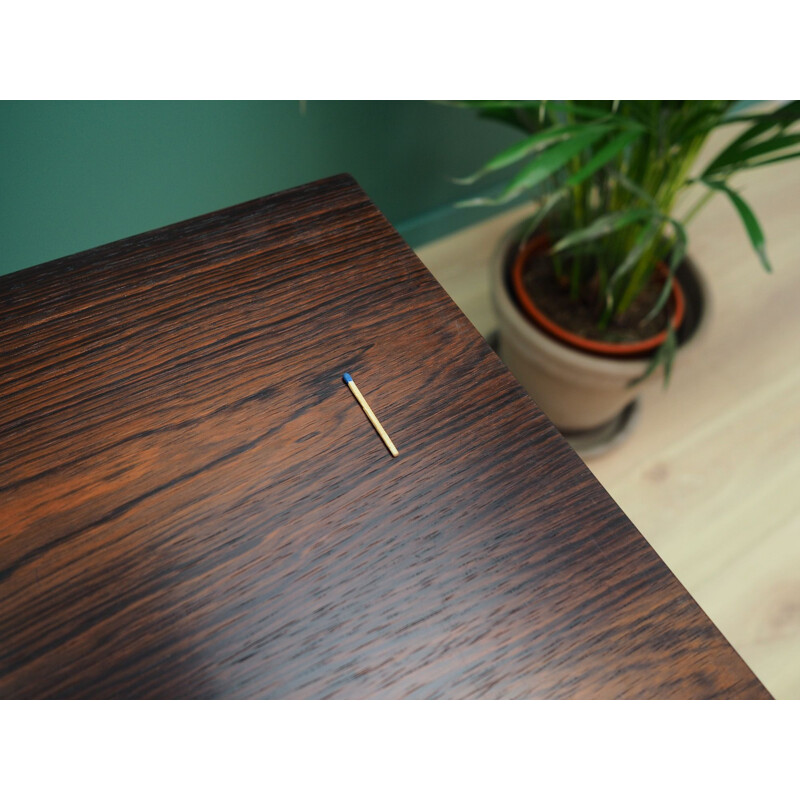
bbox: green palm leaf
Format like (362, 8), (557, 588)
(700, 179), (771, 272)
(720, 100), (800, 130)
(732, 149), (800, 171)
(631, 326), (678, 388)
(608, 217), (661, 288)
(467, 126), (614, 206)
(517, 190), (569, 244)
(551, 208), (654, 253)
(453, 124), (603, 185)
(566, 129), (642, 188)
(705, 133), (800, 175)
(642, 218), (688, 325)
(702, 101), (800, 176)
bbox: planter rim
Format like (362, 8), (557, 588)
(511, 235), (686, 357)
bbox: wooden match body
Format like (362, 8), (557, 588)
(343, 373), (399, 457)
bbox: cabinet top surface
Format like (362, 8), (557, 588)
(0, 175), (769, 698)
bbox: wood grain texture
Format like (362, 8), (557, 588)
(0, 174), (769, 698)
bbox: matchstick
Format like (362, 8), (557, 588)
(343, 373), (399, 457)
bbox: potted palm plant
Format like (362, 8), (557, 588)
(451, 100), (800, 447)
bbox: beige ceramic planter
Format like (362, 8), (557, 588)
(490, 239), (664, 432)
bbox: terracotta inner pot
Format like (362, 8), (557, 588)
(510, 235), (686, 358)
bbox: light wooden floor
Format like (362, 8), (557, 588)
(415, 130), (800, 700)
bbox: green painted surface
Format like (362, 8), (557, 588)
(0, 101), (521, 276)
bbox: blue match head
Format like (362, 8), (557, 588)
(343, 372), (352, 383)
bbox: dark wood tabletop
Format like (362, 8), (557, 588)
(0, 174), (769, 698)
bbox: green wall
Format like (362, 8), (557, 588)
(0, 101), (521, 276)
